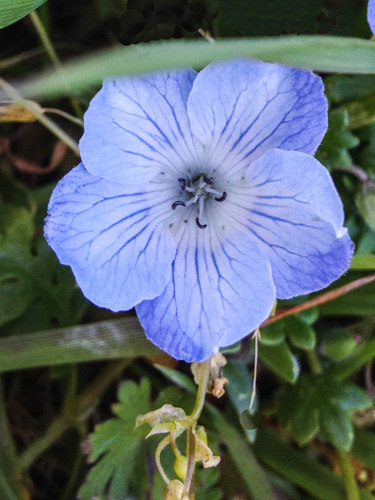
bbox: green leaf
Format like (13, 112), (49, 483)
(19, 36), (375, 100)
(285, 316), (316, 351)
(259, 340), (300, 383)
(280, 375), (372, 450)
(0, 0), (47, 28)
(316, 109), (359, 169)
(320, 403), (353, 450)
(0, 317), (160, 372)
(158, 363), (276, 500)
(325, 74), (375, 104)
(79, 379), (151, 500)
(260, 322), (285, 345)
(350, 254), (375, 270)
(356, 181), (375, 232)
(323, 329), (357, 360)
(254, 429), (347, 500)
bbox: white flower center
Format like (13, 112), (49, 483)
(171, 175), (227, 229)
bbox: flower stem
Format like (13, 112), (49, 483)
(336, 448), (360, 500)
(264, 273), (375, 327)
(0, 77), (80, 156)
(29, 10), (83, 117)
(306, 349), (322, 375)
(182, 358), (211, 498)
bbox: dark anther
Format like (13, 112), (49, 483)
(195, 217), (207, 229)
(178, 177), (186, 190)
(215, 192), (227, 202)
(203, 176), (213, 185)
(172, 200), (186, 210)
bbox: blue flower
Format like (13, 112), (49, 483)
(45, 59), (353, 362)
(369, 0), (375, 35)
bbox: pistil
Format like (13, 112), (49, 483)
(171, 175), (227, 229)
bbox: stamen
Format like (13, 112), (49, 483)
(195, 217), (207, 229)
(171, 200), (186, 210)
(206, 187), (222, 196)
(178, 178), (186, 190)
(185, 186), (195, 193)
(215, 192), (227, 202)
(203, 176), (213, 185)
(199, 195), (204, 221)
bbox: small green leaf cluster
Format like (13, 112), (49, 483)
(279, 375), (372, 450)
(0, 172), (86, 334)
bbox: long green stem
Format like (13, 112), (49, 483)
(18, 360), (129, 471)
(0, 77), (80, 156)
(29, 11), (60, 70)
(29, 10), (82, 117)
(306, 349), (323, 375)
(336, 448), (360, 500)
(18, 416), (69, 471)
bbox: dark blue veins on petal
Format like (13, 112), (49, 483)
(79, 69), (199, 183)
(136, 217), (275, 362)
(187, 60), (327, 178)
(45, 164), (177, 311)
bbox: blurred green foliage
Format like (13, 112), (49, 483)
(0, 0), (375, 498)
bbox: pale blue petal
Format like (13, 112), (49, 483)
(136, 221), (275, 362)
(226, 149), (353, 299)
(369, 0), (375, 35)
(44, 164), (177, 311)
(79, 69), (201, 184)
(187, 59), (327, 177)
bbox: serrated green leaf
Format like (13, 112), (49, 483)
(259, 341), (300, 383)
(279, 375), (371, 450)
(316, 109), (359, 169)
(0, 203), (86, 332)
(0, 0), (47, 28)
(285, 317), (316, 350)
(79, 379), (151, 500)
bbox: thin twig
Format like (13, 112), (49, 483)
(263, 273), (375, 326)
(335, 164), (370, 183)
(0, 77), (80, 156)
(29, 10), (82, 117)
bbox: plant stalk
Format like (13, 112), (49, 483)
(336, 448), (360, 500)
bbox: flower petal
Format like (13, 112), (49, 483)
(136, 222), (275, 362)
(369, 0), (375, 35)
(44, 164), (177, 311)
(227, 149), (354, 299)
(187, 59), (327, 176)
(79, 69), (200, 184)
